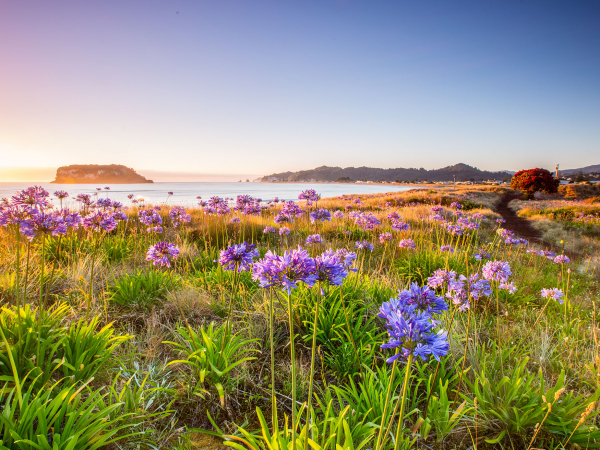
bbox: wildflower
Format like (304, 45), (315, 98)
(323, 248), (357, 271)
(554, 255), (570, 264)
(54, 190), (69, 199)
(263, 226), (276, 234)
(541, 287), (564, 304)
(446, 274), (492, 311)
(427, 269), (457, 289)
(398, 239), (416, 249)
(380, 309), (449, 362)
(169, 206), (191, 227)
(146, 242), (180, 268)
(127, 194), (134, 200)
(440, 245), (454, 252)
(252, 247), (317, 294)
(391, 220), (410, 232)
(83, 211), (118, 233)
(354, 212), (380, 231)
(138, 209), (163, 233)
(219, 242), (259, 272)
(112, 211), (128, 223)
(12, 186), (51, 209)
(379, 232), (393, 244)
(279, 227), (291, 235)
(388, 211), (400, 220)
(274, 213), (292, 224)
(431, 206), (443, 213)
(310, 209), (331, 223)
(473, 249), (492, 260)
(444, 224), (464, 236)
(333, 210), (344, 219)
(429, 214), (445, 222)
(168, 191), (173, 195)
(59, 209), (83, 228)
(450, 202), (462, 210)
(231, 217), (240, 223)
(312, 252), (349, 293)
(396, 283), (448, 315)
(472, 213), (486, 220)
(496, 218), (506, 223)
(298, 189), (321, 204)
(499, 282), (518, 294)
(19, 211), (67, 241)
(306, 234), (323, 245)
(104, 187), (110, 190)
(482, 260), (511, 283)
(281, 201), (304, 219)
(355, 240), (374, 252)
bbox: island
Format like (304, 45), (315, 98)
(52, 164), (153, 184)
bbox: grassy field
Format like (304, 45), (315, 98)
(0, 185), (599, 450)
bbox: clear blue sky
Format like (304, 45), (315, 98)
(0, 0), (598, 181)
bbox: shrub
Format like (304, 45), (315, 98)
(510, 168), (559, 198)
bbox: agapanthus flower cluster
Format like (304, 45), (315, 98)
(322, 248), (357, 271)
(58, 209), (83, 229)
(444, 223), (464, 236)
(333, 210), (344, 219)
(450, 202), (462, 209)
(263, 226), (276, 234)
(234, 195), (262, 216)
(312, 252), (349, 293)
(379, 301), (449, 362)
(306, 234), (323, 245)
(19, 211), (67, 241)
(482, 260), (511, 283)
(352, 212), (381, 231)
(427, 269), (458, 290)
(76, 194), (93, 207)
(12, 186), (51, 209)
(54, 190), (69, 199)
(398, 238), (416, 249)
(281, 201), (304, 220)
(446, 274), (492, 311)
(554, 255), (570, 264)
(379, 232), (393, 244)
(355, 239), (374, 252)
(219, 242), (260, 272)
(169, 206), (191, 227)
(474, 249), (492, 260)
(274, 213), (293, 224)
(541, 287), (564, 304)
(231, 217), (240, 224)
(138, 209), (163, 233)
(310, 209), (331, 223)
(298, 189), (321, 205)
(252, 247), (317, 293)
(391, 220), (410, 232)
(279, 226), (291, 236)
(394, 283), (448, 315)
(146, 241), (179, 268)
(205, 196), (231, 216)
(83, 211), (118, 233)
(527, 249), (556, 260)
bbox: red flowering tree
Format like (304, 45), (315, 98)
(510, 168), (559, 198)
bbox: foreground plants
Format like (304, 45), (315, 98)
(0, 185), (599, 449)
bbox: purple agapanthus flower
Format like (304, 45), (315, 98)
(138, 209), (163, 233)
(446, 274), (492, 311)
(431, 206), (444, 213)
(380, 308), (449, 362)
(306, 234), (323, 245)
(355, 239), (374, 252)
(231, 217), (240, 223)
(312, 251), (349, 293)
(499, 282), (518, 294)
(281, 201), (304, 219)
(19, 211), (67, 241)
(264, 226), (276, 234)
(554, 255), (570, 264)
(12, 186), (51, 209)
(473, 249), (492, 260)
(379, 232), (393, 244)
(112, 211), (128, 223)
(298, 189), (321, 205)
(398, 239), (416, 249)
(219, 242), (259, 272)
(146, 241), (179, 268)
(541, 288), (564, 304)
(310, 209), (331, 223)
(496, 218), (506, 224)
(252, 247), (317, 294)
(395, 283), (448, 315)
(482, 260), (511, 283)
(169, 206), (191, 227)
(333, 210), (344, 219)
(54, 190), (69, 199)
(392, 220), (410, 232)
(440, 245), (454, 252)
(279, 226), (290, 235)
(83, 211), (118, 233)
(323, 248), (357, 271)
(427, 269), (457, 290)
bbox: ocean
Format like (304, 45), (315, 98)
(0, 182), (417, 207)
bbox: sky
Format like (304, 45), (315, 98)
(0, 0), (599, 181)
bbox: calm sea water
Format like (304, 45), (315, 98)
(0, 182), (416, 207)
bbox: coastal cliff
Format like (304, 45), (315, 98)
(52, 164), (153, 184)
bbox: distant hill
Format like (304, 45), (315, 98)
(262, 163), (510, 183)
(561, 164), (600, 175)
(52, 164), (153, 184)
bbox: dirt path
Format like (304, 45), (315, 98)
(494, 194), (543, 243)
